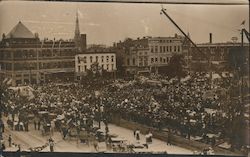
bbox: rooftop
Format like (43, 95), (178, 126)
(5, 21), (36, 39)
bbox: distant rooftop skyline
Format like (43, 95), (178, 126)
(0, 1), (249, 46)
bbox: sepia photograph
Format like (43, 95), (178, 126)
(0, 0), (249, 156)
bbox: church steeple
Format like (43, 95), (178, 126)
(74, 12), (80, 40)
(74, 10), (87, 53)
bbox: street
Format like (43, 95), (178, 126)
(2, 119), (192, 154)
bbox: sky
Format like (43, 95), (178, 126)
(0, 1), (249, 46)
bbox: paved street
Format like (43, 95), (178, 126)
(3, 119), (192, 154)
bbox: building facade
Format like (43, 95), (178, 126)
(115, 35), (184, 74)
(0, 18), (87, 86)
(75, 52), (116, 79)
(190, 42), (249, 72)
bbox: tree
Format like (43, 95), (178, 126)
(228, 47), (248, 77)
(167, 54), (187, 80)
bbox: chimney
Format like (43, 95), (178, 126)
(209, 33), (212, 43)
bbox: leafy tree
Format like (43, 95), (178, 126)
(167, 54), (187, 80)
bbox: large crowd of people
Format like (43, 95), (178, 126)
(0, 72), (248, 153)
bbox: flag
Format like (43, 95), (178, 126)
(241, 20), (245, 25)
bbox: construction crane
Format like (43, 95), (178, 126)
(160, 7), (210, 73)
(241, 28), (250, 46)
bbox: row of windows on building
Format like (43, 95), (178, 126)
(78, 64), (115, 72)
(150, 45), (181, 53)
(78, 55), (115, 64)
(11, 61), (74, 70)
(151, 57), (170, 63)
(126, 56), (171, 66)
(138, 51), (148, 56)
(150, 39), (177, 43)
(0, 49), (76, 59)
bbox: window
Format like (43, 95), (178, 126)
(111, 64), (114, 70)
(151, 46), (154, 53)
(90, 56), (93, 63)
(151, 58), (154, 63)
(160, 46), (162, 53)
(83, 56), (87, 63)
(84, 65), (87, 71)
(127, 58), (130, 65)
(101, 56), (104, 62)
(106, 56), (109, 62)
(167, 46), (169, 52)
(78, 66), (80, 72)
(177, 46), (180, 52)
(155, 46), (158, 53)
(174, 46), (176, 52)
(133, 58), (136, 65)
(106, 65), (109, 70)
(78, 57), (81, 64)
(170, 46), (172, 52)
(96, 56), (99, 62)
(163, 46), (166, 52)
(160, 57), (162, 62)
(101, 64), (104, 69)
(155, 58), (158, 62)
(111, 56), (114, 62)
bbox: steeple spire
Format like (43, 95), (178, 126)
(74, 11), (80, 40)
(74, 10), (87, 52)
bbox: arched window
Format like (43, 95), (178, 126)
(101, 56), (104, 62)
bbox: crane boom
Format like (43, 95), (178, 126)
(241, 28), (250, 46)
(160, 8), (209, 61)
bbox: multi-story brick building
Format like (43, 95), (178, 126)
(0, 22), (77, 86)
(114, 35), (185, 74)
(190, 42), (249, 72)
(0, 14), (86, 86)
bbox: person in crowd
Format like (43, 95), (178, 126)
(48, 138), (55, 152)
(0, 121), (4, 133)
(1, 72), (245, 152)
(135, 129), (140, 143)
(166, 129), (172, 146)
(34, 119), (37, 130)
(148, 131), (153, 144)
(8, 135), (12, 147)
(50, 120), (55, 136)
(62, 127), (68, 140)
(93, 140), (99, 152)
(37, 120), (41, 131)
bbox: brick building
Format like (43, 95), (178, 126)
(114, 35), (185, 74)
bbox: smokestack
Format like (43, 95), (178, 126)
(209, 33), (212, 43)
